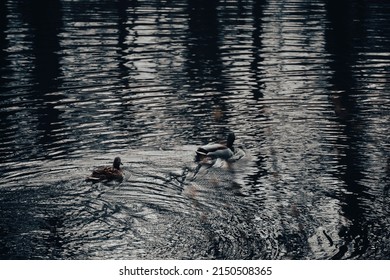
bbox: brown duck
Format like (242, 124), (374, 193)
(86, 157), (124, 182)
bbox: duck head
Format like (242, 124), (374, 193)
(113, 157), (123, 170)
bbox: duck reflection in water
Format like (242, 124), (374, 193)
(86, 157), (124, 182)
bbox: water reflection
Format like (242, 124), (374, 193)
(325, 0), (390, 259)
(21, 0), (64, 154)
(0, 0), (389, 259)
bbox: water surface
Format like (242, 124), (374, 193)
(0, 0), (389, 259)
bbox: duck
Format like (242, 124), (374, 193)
(195, 132), (235, 162)
(86, 157), (124, 182)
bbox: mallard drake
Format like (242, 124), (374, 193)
(195, 132), (235, 162)
(86, 157), (123, 182)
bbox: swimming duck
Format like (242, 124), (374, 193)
(86, 157), (123, 182)
(195, 132), (235, 162)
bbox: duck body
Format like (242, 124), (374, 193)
(196, 143), (234, 161)
(86, 157), (124, 182)
(195, 132), (235, 162)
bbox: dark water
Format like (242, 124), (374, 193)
(1, 0), (389, 260)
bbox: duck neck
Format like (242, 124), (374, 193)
(226, 133), (235, 149)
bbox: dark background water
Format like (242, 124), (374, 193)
(0, 0), (389, 259)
